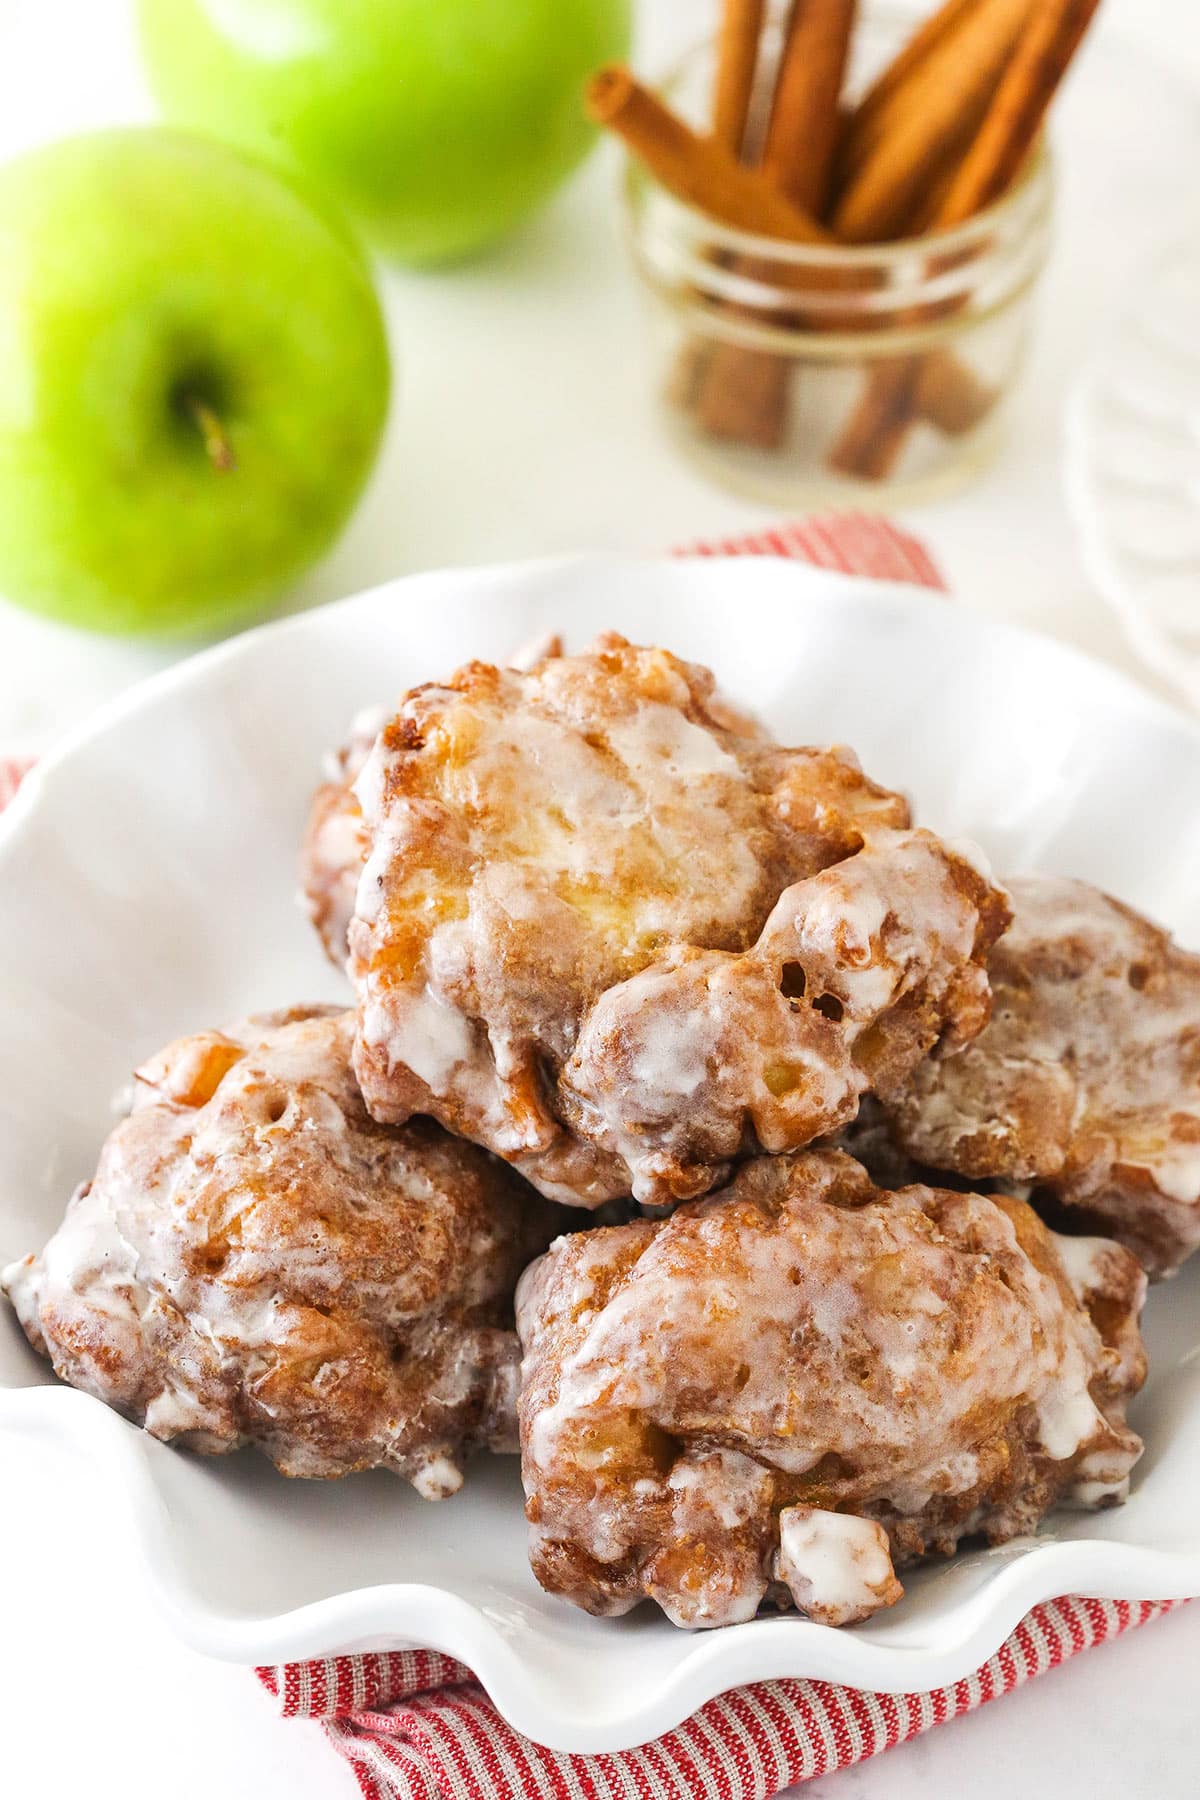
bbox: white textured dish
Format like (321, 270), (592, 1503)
(3, 554), (1200, 1752)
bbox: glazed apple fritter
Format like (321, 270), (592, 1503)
(3, 1007), (557, 1496)
(517, 1150), (1145, 1628)
(884, 877), (1200, 1278)
(342, 633), (1008, 1206)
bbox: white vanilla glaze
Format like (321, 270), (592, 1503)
(349, 729), (391, 836)
(1035, 1380), (1109, 1462)
(1071, 1476), (1132, 1507)
(375, 986), (476, 1093)
(625, 986), (714, 1100)
(775, 1507), (900, 1626)
(1050, 1232), (1117, 1301)
(4, 1179), (142, 1341)
(604, 704), (741, 781)
(943, 835), (998, 885)
(410, 1452), (465, 1502)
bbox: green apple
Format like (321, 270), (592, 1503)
(137, 0), (632, 265)
(0, 128), (390, 636)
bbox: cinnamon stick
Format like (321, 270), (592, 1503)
(695, 0), (858, 448)
(586, 65), (827, 244)
(713, 0), (767, 155)
(695, 341), (796, 449)
(763, 0), (858, 213)
(830, 0), (1103, 480)
(686, 2), (766, 442)
(938, 0), (1102, 219)
(835, 0), (985, 188)
(831, 0), (1034, 242)
(914, 350), (998, 436)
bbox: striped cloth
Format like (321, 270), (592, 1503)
(2, 512), (1180, 1795)
(674, 510), (946, 590)
(257, 1600), (1180, 1800)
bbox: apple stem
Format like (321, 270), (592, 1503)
(180, 390), (236, 472)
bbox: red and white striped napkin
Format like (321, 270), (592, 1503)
(1, 512), (1182, 1797)
(257, 1601), (1179, 1800)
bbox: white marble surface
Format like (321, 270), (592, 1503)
(1, 1), (1198, 1794)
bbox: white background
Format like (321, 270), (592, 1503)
(2, 2), (1199, 1795)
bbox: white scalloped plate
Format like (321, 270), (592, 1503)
(3, 554), (1200, 1752)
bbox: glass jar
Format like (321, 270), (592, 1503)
(621, 12), (1054, 506)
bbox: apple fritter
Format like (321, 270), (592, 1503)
(517, 1150), (1145, 1628)
(884, 877), (1200, 1278)
(343, 632), (1006, 1205)
(3, 1007), (557, 1496)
